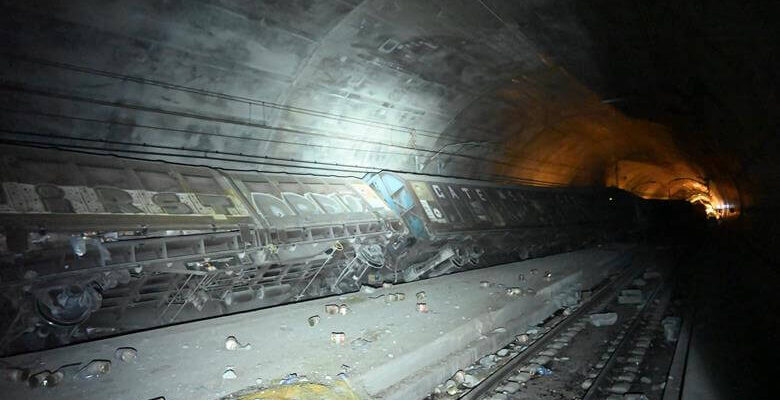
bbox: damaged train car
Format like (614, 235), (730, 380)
(0, 145), (639, 354)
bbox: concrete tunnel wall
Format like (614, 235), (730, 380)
(0, 0), (754, 216)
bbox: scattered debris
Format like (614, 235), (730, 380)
(479, 281), (490, 288)
(331, 332), (347, 345)
(516, 334), (529, 343)
(452, 370), (465, 383)
(222, 368), (237, 380)
(479, 355), (497, 368)
(360, 285), (376, 294)
(633, 278), (647, 287)
(462, 373), (480, 388)
(416, 303), (429, 313)
(662, 316), (682, 342)
(640, 376), (652, 384)
(506, 287), (523, 296)
(114, 347), (138, 362)
(325, 304), (340, 315)
(497, 348), (509, 357)
(382, 282), (393, 289)
(74, 360), (111, 381)
(338, 304), (349, 315)
(28, 370), (63, 388)
(590, 312), (619, 327)
(225, 336), (251, 350)
(280, 373), (299, 385)
(416, 291), (426, 301)
(544, 271), (552, 281)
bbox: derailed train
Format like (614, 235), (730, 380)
(0, 145), (639, 354)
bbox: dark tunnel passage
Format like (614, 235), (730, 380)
(0, 1), (777, 399)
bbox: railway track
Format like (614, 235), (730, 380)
(428, 262), (680, 400)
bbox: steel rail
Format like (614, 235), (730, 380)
(458, 259), (642, 400)
(581, 280), (668, 400)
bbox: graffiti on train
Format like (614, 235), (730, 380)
(0, 182), (250, 217)
(250, 185), (388, 219)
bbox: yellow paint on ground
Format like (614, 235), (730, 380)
(233, 381), (361, 400)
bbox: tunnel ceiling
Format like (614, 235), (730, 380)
(1, 0), (776, 215)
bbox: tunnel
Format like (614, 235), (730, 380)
(0, 1), (776, 399)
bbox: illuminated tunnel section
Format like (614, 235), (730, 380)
(483, 66), (739, 218)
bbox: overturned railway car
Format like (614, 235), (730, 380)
(0, 145), (639, 354)
(367, 172), (637, 281)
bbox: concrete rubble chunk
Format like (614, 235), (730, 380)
(446, 384), (459, 395)
(516, 334), (530, 343)
(479, 355), (498, 368)
(325, 304), (340, 314)
(74, 360), (111, 381)
(662, 316), (682, 342)
(590, 312), (618, 327)
(331, 332), (346, 345)
(462, 373), (480, 388)
(497, 349), (509, 357)
(452, 370), (465, 383)
(222, 368), (237, 380)
(224, 336), (250, 350)
(114, 347), (138, 362)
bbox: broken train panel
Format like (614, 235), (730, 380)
(0, 145), (404, 354)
